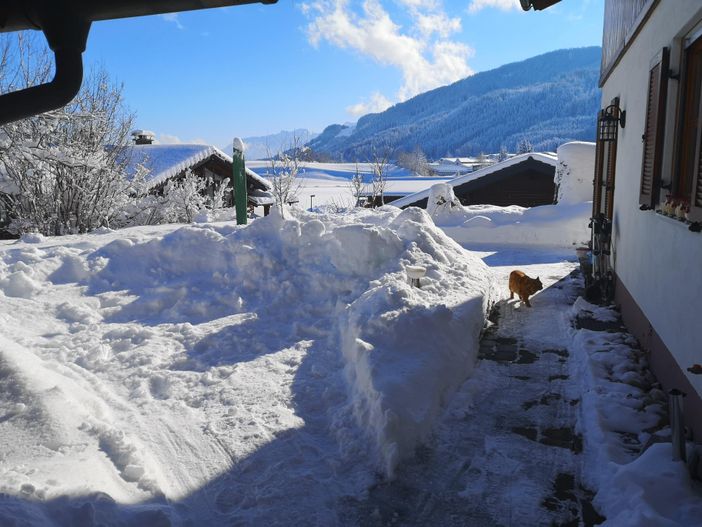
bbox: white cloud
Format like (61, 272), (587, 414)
(301, 0), (473, 116)
(157, 133), (207, 145)
(346, 91), (393, 117)
(467, 0), (521, 14)
(161, 13), (184, 29)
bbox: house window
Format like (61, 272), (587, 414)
(639, 22), (702, 222)
(639, 47), (669, 209)
(674, 30), (702, 204)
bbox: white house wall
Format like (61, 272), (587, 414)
(602, 0), (702, 399)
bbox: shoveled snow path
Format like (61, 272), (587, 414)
(343, 248), (597, 526)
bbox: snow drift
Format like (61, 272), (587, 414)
(0, 207), (493, 525)
(426, 183), (591, 248)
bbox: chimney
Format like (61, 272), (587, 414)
(131, 130), (156, 145)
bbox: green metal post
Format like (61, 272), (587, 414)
(232, 137), (247, 225)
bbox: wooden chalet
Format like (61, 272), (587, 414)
(389, 153), (558, 210)
(123, 131), (274, 214)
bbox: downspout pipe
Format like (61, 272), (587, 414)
(0, 14), (90, 125)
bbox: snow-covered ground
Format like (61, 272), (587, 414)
(425, 183), (591, 249)
(569, 299), (702, 526)
(342, 246), (702, 527)
(0, 207), (493, 526)
(246, 161), (451, 211)
(1, 206), (700, 526)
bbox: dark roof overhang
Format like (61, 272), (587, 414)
(519, 0), (562, 11)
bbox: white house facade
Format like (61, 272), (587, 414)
(595, 0), (702, 438)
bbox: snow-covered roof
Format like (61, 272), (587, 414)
(390, 152), (558, 209)
(120, 144), (271, 191)
(429, 162), (474, 175)
(248, 189), (275, 206)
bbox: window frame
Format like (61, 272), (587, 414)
(670, 23), (702, 209)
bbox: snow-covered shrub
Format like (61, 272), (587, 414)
(427, 183), (462, 220)
(160, 170), (208, 224)
(516, 138), (534, 154)
(0, 35), (135, 236)
(396, 146), (434, 177)
(268, 142), (303, 217)
(208, 176), (231, 211)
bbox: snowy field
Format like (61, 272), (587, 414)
(246, 161), (452, 210)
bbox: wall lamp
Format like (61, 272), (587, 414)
(599, 102), (626, 143)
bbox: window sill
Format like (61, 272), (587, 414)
(652, 209), (702, 232)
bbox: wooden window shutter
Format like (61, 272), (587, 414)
(688, 98), (702, 222)
(639, 47), (670, 208)
(604, 134), (619, 221)
(592, 109), (606, 220)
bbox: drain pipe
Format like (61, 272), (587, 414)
(0, 11), (91, 125)
(669, 389), (687, 462)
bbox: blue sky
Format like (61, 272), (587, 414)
(82, 0), (604, 148)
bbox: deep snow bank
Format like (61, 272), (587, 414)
(90, 207), (494, 476)
(427, 183), (590, 248)
(0, 206), (493, 524)
(337, 207), (494, 475)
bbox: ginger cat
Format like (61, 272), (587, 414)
(509, 270), (543, 307)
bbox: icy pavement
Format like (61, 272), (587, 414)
(342, 247), (604, 526)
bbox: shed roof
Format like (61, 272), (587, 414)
(120, 144), (271, 191)
(389, 152), (557, 209)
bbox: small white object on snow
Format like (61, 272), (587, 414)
(405, 265), (427, 279)
(231, 137), (246, 153)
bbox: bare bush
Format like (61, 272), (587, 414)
(349, 162), (365, 207)
(370, 148), (391, 207)
(267, 138), (303, 217)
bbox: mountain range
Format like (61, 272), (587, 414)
(306, 47), (602, 160)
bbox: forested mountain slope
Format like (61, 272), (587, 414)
(307, 47), (601, 160)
